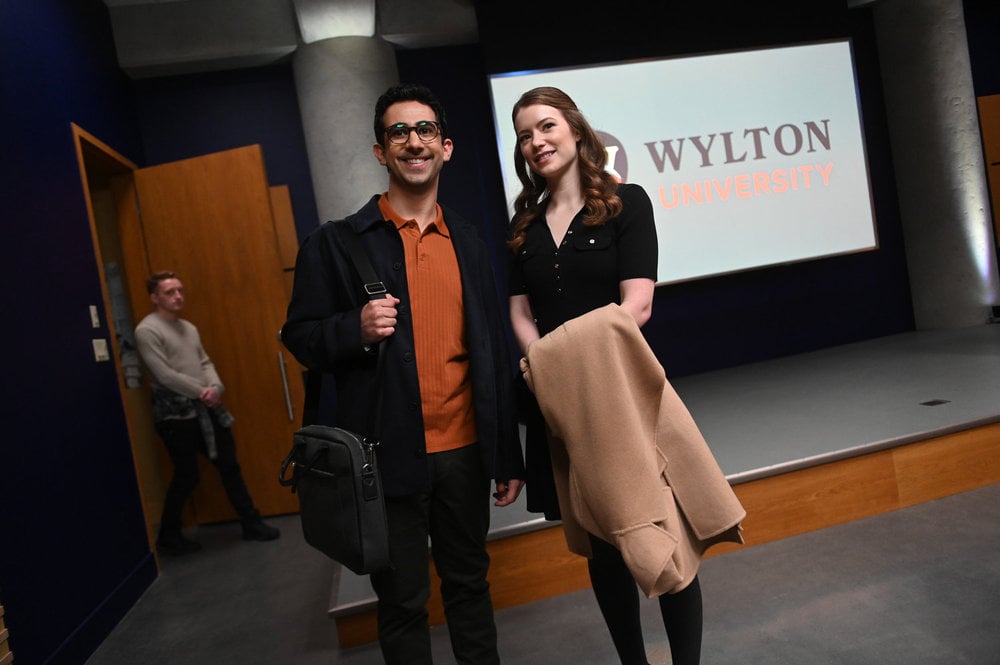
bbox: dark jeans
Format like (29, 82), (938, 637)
(155, 416), (258, 535)
(370, 444), (498, 665)
(588, 533), (703, 665)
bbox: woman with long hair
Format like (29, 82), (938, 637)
(507, 86), (705, 665)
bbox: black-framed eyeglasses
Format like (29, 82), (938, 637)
(384, 121), (441, 145)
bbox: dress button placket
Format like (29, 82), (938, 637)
(553, 247), (562, 295)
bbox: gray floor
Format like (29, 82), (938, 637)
(85, 326), (1000, 664)
(85, 485), (1000, 665)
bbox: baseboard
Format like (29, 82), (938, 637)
(335, 422), (1000, 648)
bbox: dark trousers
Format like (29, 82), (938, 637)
(155, 416), (258, 535)
(588, 533), (703, 665)
(370, 444), (498, 665)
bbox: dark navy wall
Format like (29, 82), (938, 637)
(964, 0), (1000, 97)
(1, 2), (155, 664)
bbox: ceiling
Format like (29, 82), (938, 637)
(101, 0), (479, 78)
(101, 0), (878, 79)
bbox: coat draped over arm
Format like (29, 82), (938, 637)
(520, 304), (745, 597)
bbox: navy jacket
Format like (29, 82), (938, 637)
(281, 195), (524, 497)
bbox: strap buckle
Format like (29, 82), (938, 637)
(363, 281), (387, 298)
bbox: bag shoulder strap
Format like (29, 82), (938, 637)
(333, 221), (388, 445)
(334, 220), (387, 301)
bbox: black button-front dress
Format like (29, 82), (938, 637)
(508, 182), (659, 517)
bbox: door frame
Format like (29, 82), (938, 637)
(72, 122), (167, 556)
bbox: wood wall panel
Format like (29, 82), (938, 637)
(893, 422), (1000, 507)
(731, 451), (900, 548)
(977, 94), (1000, 245)
(268, 184), (299, 304)
(268, 185), (299, 272)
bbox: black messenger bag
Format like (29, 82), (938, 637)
(278, 220), (391, 575)
(279, 424), (389, 574)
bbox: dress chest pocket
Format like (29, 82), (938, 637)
(572, 228), (613, 251)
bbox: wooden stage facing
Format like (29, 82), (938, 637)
(330, 324), (1000, 648)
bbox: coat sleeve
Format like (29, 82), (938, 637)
(479, 241), (526, 482)
(280, 226), (368, 371)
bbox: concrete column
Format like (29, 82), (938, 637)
(293, 36), (399, 223)
(873, 0), (999, 328)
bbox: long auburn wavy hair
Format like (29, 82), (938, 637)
(508, 86), (622, 252)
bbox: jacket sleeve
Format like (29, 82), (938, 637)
(480, 242), (526, 482)
(280, 226), (368, 371)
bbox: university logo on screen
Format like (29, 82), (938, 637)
(601, 120), (835, 209)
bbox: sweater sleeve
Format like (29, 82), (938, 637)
(197, 343), (225, 395)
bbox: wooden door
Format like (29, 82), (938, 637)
(133, 145), (302, 522)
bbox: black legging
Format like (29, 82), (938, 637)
(587, 534), (703, 665)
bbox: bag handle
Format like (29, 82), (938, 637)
(279, 445), (326, 489)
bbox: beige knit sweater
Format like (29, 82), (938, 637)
(521, 304), (745, 597)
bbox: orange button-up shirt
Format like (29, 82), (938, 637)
(379, 194), (476, 453)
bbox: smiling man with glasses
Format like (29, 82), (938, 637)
(282, 83), (525, 665)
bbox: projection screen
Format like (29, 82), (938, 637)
(488, 39), (878, 284)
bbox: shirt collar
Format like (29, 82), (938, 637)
(378, 193), (449, 237)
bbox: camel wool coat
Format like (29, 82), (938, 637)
(520, 304), (745, 597)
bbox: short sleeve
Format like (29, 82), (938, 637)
(615, 183), (658, 282)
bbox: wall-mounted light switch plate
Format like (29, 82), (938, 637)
(93, 338), (110, 362)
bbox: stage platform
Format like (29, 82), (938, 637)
(328, 323), (1000, 646)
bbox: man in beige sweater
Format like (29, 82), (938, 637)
(135, 271), (279, 555)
